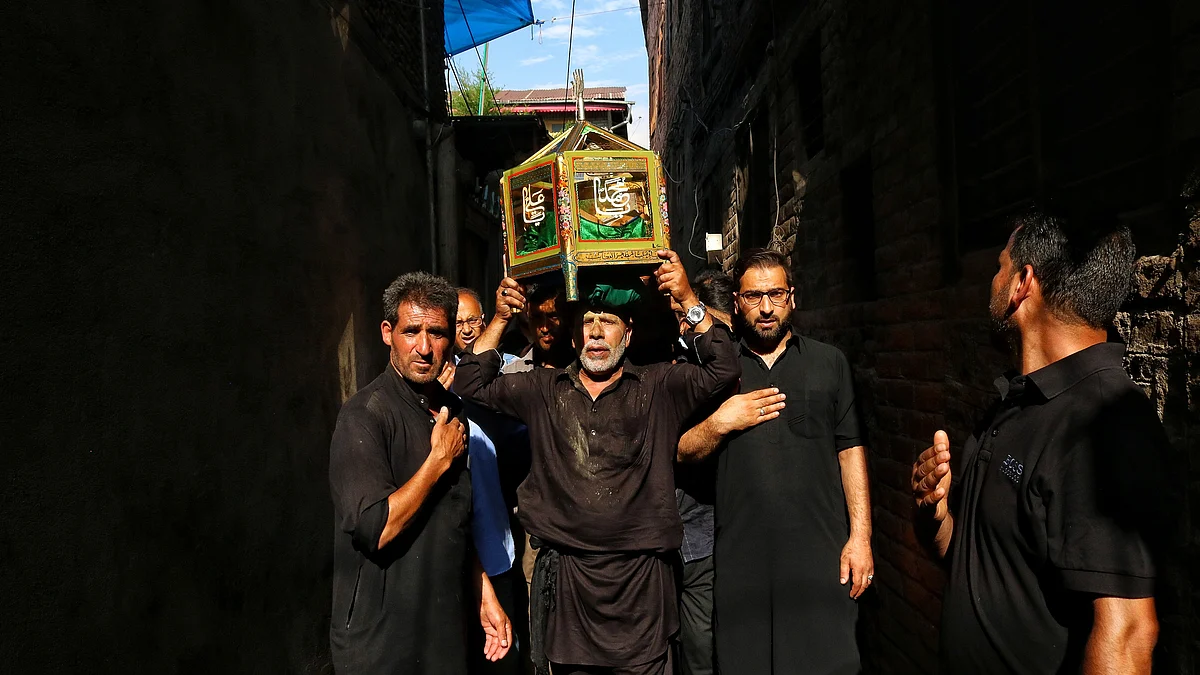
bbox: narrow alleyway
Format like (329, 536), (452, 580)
(3, 0), (1199, 673)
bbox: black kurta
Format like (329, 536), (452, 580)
(328, 366), (473, 675)
(715, 335), (865, 675)
(455, 326), (740, 667)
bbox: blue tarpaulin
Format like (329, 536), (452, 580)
(444, 0), (535, 57)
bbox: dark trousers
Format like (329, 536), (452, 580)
(678, 555), (715, 675)
(471, 565), (530, 675)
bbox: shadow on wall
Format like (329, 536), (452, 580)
(1, 0), (434, 672)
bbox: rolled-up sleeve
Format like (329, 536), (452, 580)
(664, 323), (741, 418)
(833, 350), (864, 451)
(328, 410), (395, 555)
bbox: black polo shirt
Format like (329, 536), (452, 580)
(940, 342), (1170, 674)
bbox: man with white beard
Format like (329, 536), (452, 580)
(455, 250), (740, 675)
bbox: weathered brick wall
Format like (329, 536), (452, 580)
(358, 0), (446, 118)
(646, 0), (1200, 672)
(2, 0), (446, 671)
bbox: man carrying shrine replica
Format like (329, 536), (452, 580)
(455, 250), (740, 675)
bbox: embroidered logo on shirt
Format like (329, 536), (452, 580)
(1000, 455), (1024, 484)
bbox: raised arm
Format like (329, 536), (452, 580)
(455, 349), (538, 420)
(663, 324), (742, 416)
(472, 277), (526, 354)
(654, 249), (713, 333)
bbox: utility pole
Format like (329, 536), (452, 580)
(476, 42), (490, 116)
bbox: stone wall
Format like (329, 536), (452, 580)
(0, 0), (444, 671)
(644, 0), (1200, 671)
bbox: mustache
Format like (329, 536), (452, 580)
(584, 340), (610, 350)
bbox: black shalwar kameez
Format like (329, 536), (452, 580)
(455, 326), (740, 672)
(328, 366), (473, 675)
(715, 335), (865, 675)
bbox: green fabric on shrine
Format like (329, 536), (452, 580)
(517, 222), (558, 255)
(579, 216), (648, 241)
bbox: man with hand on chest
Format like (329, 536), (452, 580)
(912, 211), (1171, 674)
(677, 248), (873, 675)
(328, 272), (511, 674)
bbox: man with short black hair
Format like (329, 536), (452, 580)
(328, 272), (511, 674)
(913, 211), (1170, 674)
(679, 248), (873, 675)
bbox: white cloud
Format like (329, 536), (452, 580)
(534, 0), (568, 12)
(595, 0), (637, 11)
(539, 22), (601, 41)
(568, 44), (638, 75)
(521, 55), (554, 66)
(626, 83), (649, 96)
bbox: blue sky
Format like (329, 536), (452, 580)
(449, 0), (651, 147)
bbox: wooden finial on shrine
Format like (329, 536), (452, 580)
(573, 69), (585, 122)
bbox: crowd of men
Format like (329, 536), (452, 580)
(328, 210), (1170, 675)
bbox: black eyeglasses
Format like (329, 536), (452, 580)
(456, 317), (484, 329)
(737, 288), (792, 306)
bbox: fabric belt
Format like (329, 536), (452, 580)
(528, 536), (558, 675)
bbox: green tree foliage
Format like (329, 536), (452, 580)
(448, 65), (505, 117)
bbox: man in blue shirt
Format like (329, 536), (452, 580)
(453, 287), (527, 675)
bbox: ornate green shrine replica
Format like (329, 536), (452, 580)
(500, 75), (671, 301)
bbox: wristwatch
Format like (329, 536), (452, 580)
(683, 301), (708, 327)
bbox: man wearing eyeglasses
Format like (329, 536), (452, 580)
(678, 248), (872, 675)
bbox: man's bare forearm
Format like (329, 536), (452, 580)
(472, 315), (509, 354)
(1083, 597), (1157, 675)
(914, 506), (955, 558)
(678, 416), (726, 462)
(838, 446), (872, 539)
(377, 458), (444, 550)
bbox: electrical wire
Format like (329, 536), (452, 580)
(547, 4), (643, 22)
(562, 0), (578, 108)
(447, 57), (470, 114)
(772, 114), (781, 231)
(454, 0), (501, 114)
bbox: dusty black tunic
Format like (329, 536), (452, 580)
(455, 326), (740, 667)
(715, 335), (865, 675)
(328, 366), (472, 675)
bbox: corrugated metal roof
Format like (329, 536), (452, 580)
(500, 103), (629, 113)
(494, 86), (628, 103)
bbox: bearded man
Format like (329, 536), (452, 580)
(912, 211), (1169, 674)
(455, 250), (740, 675)
(677, 248), (873, 675)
